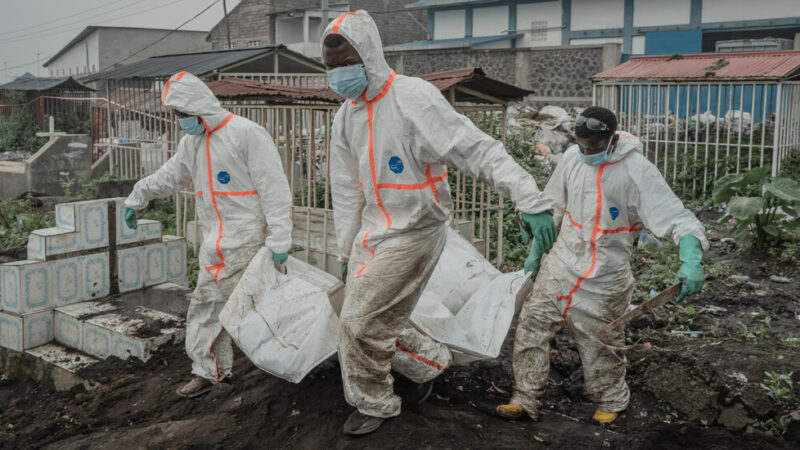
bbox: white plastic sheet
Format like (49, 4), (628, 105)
(411, 228), (532, 365)
(220, 248), (343, 383)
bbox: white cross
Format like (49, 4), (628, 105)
(35, 116), (68, 141)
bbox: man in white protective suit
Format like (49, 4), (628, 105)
(496, 106), (708, 424)
(122, 71), (292, 398)
(321, 10), (557, 435)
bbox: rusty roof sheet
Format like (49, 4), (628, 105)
(207, 77), (341, 103)
(418, 67), (532, 103)
(593, 51), (800, 81)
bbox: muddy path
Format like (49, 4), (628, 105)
(2, 214), (800, 449)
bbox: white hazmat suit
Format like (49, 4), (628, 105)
(510, 132), (708, 416)
(124, 71), (292, 382)
(324, 10), (552, 418)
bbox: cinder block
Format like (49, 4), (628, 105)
(0, 310), (53, 351)
(51, 257), (82, 307)
(163, 235), (187, 281)
(1, 260), (52, 314)
(26, 227), (79, 260)
(117, 247), (144, 293)
(77, 200), (109, 251)
(55, 301), (117, 350)
(55, 200), (110, 251)
(114, 198), (140, 245)
(82, 322), (112, 359)
(142, 243), (167, 287)
(138, 219), (162, 242)
(79, 252), (110, 300)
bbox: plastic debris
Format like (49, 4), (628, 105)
(730, 275), (750, 282)
(769, 275), (792, 283)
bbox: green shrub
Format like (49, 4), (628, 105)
(713, 167), (800, 251)
(0, 90), (47, 151)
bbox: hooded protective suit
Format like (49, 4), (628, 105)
(510, 132), (708, 416)
(124, 71), (292, 382)
(324, 10), (552, 418)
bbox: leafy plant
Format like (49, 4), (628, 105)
(740, 316), (771, 342)
(761, 370), (793, 403)
(713, 167), (800, 250)
(0, 196), (55, 248)
(780, 336), (800, 347)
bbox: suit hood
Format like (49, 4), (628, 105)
(321, 10), (393, 101)
(162, 71), (230, 130)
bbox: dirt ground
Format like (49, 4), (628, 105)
(2, 212), (800, 449)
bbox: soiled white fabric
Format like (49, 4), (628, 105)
(124, 71), (292, 381)
(511, 131), (708, 416)
(323, 10), (550, 418)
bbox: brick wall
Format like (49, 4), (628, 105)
(385, 44), (620, 106)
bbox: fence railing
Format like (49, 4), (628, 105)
(593, 81), (799, 198)
(218, 72), (329, 89)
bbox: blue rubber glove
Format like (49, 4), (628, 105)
(272, 251), (288, 264)
(524, 238), (545, 278)
(675, 235), (704, 302)
(520, 211), (557, 253)
(341, 263), (348, 283)
(123, 207), (137, 230)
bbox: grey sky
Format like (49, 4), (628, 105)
(0, 0), (243, 82)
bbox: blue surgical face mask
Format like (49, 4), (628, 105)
(327, 64), (368, 100)
(179, 116), (205, 135)
(579, 138), (614, 167)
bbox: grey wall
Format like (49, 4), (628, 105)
(0, 135), (91, 200)
(98, 28), (209, 71)
(207, 0), (427, 50)
(386, 44), (621, 107)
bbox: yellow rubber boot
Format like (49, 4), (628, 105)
(496, 403), (525, 419)
(592, 410), (618, 424)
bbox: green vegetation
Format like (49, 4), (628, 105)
(780, 336), (800, 347)
(740, 316), (772, 342)
(60, 172), (122, 200)
(0, 90), (47, 151)
(761, 370), (793, 404)
(713, 167), (800, 251)
(0, 196), (54, 249)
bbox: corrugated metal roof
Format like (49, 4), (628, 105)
(419, 67), (532, 103)
(83, 46), (324, 81)
(90, 88), (166, 112)
(593, 50), (800, 81)
(207, 78), (341, 103)
(0, 73), (94, 91)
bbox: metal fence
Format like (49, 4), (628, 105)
(593, 80), (800, 198)
(217, 72), (328, 89)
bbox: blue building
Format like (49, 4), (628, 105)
(394, 0), (800, 60)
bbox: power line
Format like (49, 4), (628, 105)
(106, 0), (221, 68)
(0, 0), (127, 37)
(0, 0), (171, 46)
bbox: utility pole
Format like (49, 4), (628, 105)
(223, 0), (232, 49)
(36, 52), (41, 77)
(321, 0), (329, 31)
(3, 62), (7, 82)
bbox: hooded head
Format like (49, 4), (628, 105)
(162, 71), (229, 131)
(321, 10), (393, 101)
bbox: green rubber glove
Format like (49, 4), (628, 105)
(123, 207), (137, 230)
(520, 211), (557, 253)
(272, 251), (288, 264)
(341, 263), (348, 283)
(675, 235), (704, 302)
(524, 238), (545, 278)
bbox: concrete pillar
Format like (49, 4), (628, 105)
(601, 43), (622, 71)
(795, 33), (800, 50)
(515, 50), (531, 91)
